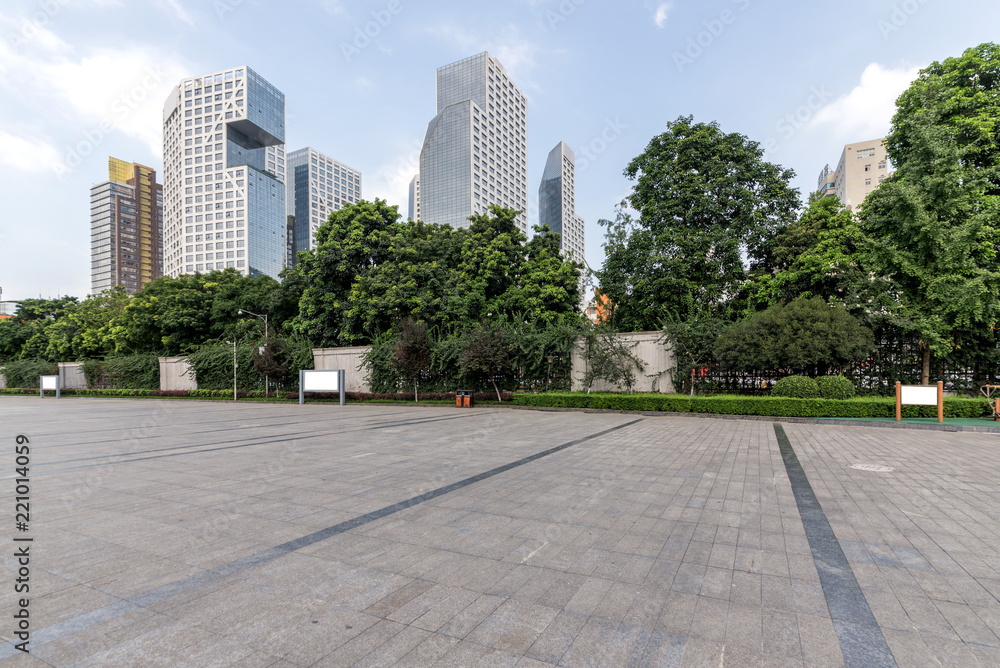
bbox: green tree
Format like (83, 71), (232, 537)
(459, 321), (516, 402)
(293, 199), (401, 347)
(660, 303), (725, 395)
(715, 297), (874, 375)
(748, 195), (876, 312)
(861, 42), (1000, 384)
(595, 116), (800, 330)
(390, 317), (431, 402)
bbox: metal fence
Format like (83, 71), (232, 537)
(693, 336), (1000, 397)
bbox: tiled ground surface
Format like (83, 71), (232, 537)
(0, 398), (997, 667)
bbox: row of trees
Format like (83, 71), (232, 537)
(5, 42), (995, 397)
(598, 42), (1000, 391)
(0, 204), (586, 397)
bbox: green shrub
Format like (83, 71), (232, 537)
(817, 375), (855, 400)
(510, 392), (991, 419)
(0, 359), (58, 388)
(772, 376), (821, 399)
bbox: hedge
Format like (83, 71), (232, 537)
(512, 392), (992, 419)
(0, 360), (58, 388)
(0, 388), (513, 403)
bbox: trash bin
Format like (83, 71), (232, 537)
(456, 390), (474, 407)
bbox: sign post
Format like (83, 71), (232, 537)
(895, 381), (944, 423)
(39, 375), (60, 399)
(299, 370), (345, 405)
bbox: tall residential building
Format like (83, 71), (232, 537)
(822, 138), (890, 210)
(285, 147), (362, 265)
(418, 52), (528, 232)
(161, 66), (286, 279)
(816, 164), (837, 199)
(90, 158), (164, 294)
(538, 141), (585, 261)
(408, 173), (421, 221)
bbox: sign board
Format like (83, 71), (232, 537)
(39, 375), (60, 398)
(900, 385), (938, 406)
(300, 369), (345, 405)
(895, 381), (943, 422)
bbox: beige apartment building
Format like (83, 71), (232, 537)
(817, 138), (891, 210)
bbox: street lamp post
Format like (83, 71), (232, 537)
(226, 340), (237, 401)
(238, 309), (269, 396)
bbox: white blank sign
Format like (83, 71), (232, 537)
(900, 385), (937, 406)
(302, 371), (341, 392)
(40, 375), (58, 390)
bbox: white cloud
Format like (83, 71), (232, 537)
(807, 63), (921, 140)
(0, 12), (190, 167)
(0, 129), (61, 171)
(155, 0), (194, 26)
(654, 2), (674, 28)
(366, 140), (423, 214)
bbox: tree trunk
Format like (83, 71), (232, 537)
(921, 343), (931, 385)
(492, 379), (501, 403)
(414, 378), (418, 403)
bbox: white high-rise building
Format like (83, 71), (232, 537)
(419, 52), (528, 232)
(286, 147), (362, 264)
(162, 66), (286, 279)
(538, 141), (585, 261)
(407, 173), (421, 221)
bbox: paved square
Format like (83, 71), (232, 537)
(0, 397), (998, 666)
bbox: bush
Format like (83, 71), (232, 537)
(81, 354), (160, 389)
(0, 359), (58, 388)
(817, 375), (855, 400)
(772, 375), (821, 398)
(510, 392), (991, 419)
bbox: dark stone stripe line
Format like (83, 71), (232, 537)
(1, 413), (480, 478)
(26, 409), (413, 451)
(0, 417), (642, 660)
(773, 424), (897, 668)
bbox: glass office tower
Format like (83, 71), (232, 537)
(538, 141), (584, 261)
(419, 52), (527, 232)
(162, 66), (286, 279)
(285, 147), (362, 265)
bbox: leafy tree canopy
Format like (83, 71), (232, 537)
(595, 115), (800, 330)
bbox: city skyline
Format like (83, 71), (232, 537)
(2, 1), (999, 298)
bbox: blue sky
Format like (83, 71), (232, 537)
(1, 0), (998, 300)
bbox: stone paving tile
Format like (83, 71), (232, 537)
(4, 399), (1000, 666)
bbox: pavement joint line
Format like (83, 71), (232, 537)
(0, 413), (482, 478)
(0, 417), (643, 660)
(773, 423), (898, 668)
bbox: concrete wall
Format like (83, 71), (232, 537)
(58, 362), (88, 390)
(571, 331), (675, 394)
(159, 356), (197, 391)
(312, 346), (372, 393)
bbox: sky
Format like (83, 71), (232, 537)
(1, 0), (998, 301)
